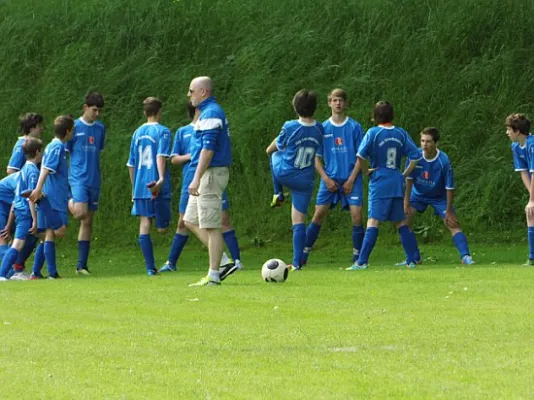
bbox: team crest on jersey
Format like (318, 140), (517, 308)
(422, 171), (430, 179)
(335, 137), (344, 146)
(88, 136), (95, 145)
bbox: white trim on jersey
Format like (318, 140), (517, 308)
(328, 117), (349, 127)
(195, 118), (223, 131)
(297, 119), (316, 127)
(79, 118), (95, 127)
(515, 168), (528, 172)
(423, 149), (440, 162)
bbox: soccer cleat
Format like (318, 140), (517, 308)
(10, 272), (30, 281)
(188, 275), (221, 287)
(395, 259), (422, 267)
(406, 262), (417, 269)
(147, 269), (159, 276)
(288, 264), (302, 271)
(48, 273), (61, 280)
(159, 261), (177, 273)
(29, 273), (44, 280)
(219, 262), (238, 281)
(235, 259), (244, 270)
(76, 267), (92, 276)
(461, 255), (475, 265)
(0, 277), (9, 282)
(346, 263), (368, 271)
(522, 259), (534, 266)
(270, 193), (285, 208)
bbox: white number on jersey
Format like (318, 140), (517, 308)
(386, 147), (397, 169)
(138, 145), (154, 170)
(294, 147), (315, 169)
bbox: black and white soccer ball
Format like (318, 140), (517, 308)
(261, 259), (288, 283)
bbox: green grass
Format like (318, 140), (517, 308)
(1, 244), (533, 399)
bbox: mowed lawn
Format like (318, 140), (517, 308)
(0, 243), (533, 399)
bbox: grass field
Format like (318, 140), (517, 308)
(0, 243), (533, 399)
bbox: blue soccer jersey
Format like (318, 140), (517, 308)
(7, 136), (27, 171)
(13, 161), (39, 216)
(0, 173), (18, 205)
(42, 139), (70, 212)
(318, 117), (364, 181)
(190, 97), (231, 168)
(275, 120), (324, 182)
(65, 118), (106, 188)
(171, 123), (194, 180)
(357, 125), (421, 199)
(407, 149), (454, 199)
(127, 122), (171, 200)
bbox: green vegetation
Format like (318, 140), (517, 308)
(0, 0), (532, 245)
(0, 245), (533, 398)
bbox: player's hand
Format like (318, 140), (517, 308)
(29, 189), (42, 203)
(404, 202), (415, 217)
(29, 223), (37, 235)
(526, 201), (534, 218)
(189, 178), (200, 196)
(325, 177), (338, 193)
(147, 180), (163, 200)
(0, 226), (11, 240)
(444, 210), (459, 229)
(342, 178), (354, 195)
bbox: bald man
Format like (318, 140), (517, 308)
(185, 77), (233, 286)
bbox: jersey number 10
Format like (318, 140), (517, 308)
(294, 147), (315, 169)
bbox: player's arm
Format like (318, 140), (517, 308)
(29, 201), (38, 234)
(520, 170), (531, 193)
(1, 204), (15, 239)
(6, 168), (18, 175)
(266, 139), (278, 155)
(29, 168), (50, 202)
(444, 189), (459, 228)
(343, 158), (362, 195)
(404, 177), (414, 216)
(403, 160), (419, 178)
(315, 156), (337, 192)
(526, 174), (534, 218)
(171, 153), (191, 165)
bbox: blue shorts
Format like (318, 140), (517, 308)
(316, 178), (363, 209)
(71, 185), (100, 211)
(37, 204), (68, 231)
(132, 198), (171, 229)
(0, 201), (11, 229)
(368, 197), (405, 222)
(272, 153), (314, 214)
(410, 195), (451, 218)
(14, 213), (33, 240)
(179, 189), (229, 214)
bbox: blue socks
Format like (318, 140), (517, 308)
(452, 232), (470, 258)
(292, 223), (306, 267)
(77, 240), (91, 269)
(32, 243), (45, 276)
(44, 241), (58, 277)
(302, 222), (321, 264)
(0, 244), (8, 262)
(357, 227), (378, 265)
(528, 227), (534, 260)
(223, 230), (241, 262)
(139, 234), (155, 272)
(352, 225), (365, 262)
(168, 233), (189, 266)
(399, 225), (419, 264)
(0, 247), (19, 278)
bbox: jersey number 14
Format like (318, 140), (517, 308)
(138, 146), (154, 170)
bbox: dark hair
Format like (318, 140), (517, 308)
(186, 101), (196, 120)
(373, 101), (394, 124)
(143, 97), (163, 117)
(328, 88), (347, 102)
(506, 113), (530, 135)
(84, 92), (105, 108)
(19, 113), (44, 134)
(22, 137), (43, 158)
(292, 90), (317, 118)
(420, 127), (440, 143)
(53, 115), (75, 139)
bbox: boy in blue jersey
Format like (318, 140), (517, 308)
(401, 127), (474, 265)
(506, 113), (534, 265)
(7, 113), (44, 175)
(0, 173), (18, 262)
(127, 97), (172, 276)
(266, 89), (324, 271)
(159, 102), (241, 279)
(348, 101), (421, 270)
(0, 138), (42, 281)
(66, 92), (106, 275)
(29, 115), (74, 279)
(185, 77), (233, 287)
(300, 88), (365, 266)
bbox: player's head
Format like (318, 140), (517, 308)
(188, 77), (213, 107)
(186, 101), (197, 121)
(143, 97), (163, 119)
(22, 137), (43, 163)
(19, 112), (44, 137)
(293, 89), (317, 118)
(54, 115), (75, 142)
(505, 113), (530, 142)
(373, 101), (394, 124)
(328, 88), (347, 115)
(83, 92), (104, 123)
(420, 127), (439, 152)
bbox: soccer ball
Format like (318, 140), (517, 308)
(261, 259), (288, 283)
